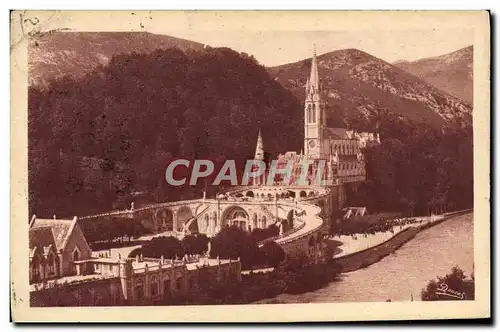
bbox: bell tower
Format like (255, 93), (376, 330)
(304, 44), (326, 159)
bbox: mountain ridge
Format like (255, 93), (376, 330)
(268, 48), (472, 130)
(393, 46), (473, 104)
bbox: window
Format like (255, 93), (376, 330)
(150, 277), (159, 297)
(31, 255), (41, 281)
(135, 278), (144, 301)
(188, 277), (196, 290)
(47, 254), (55, 275)
(204, 215), (209, 231)
(163, 278), (171, 296)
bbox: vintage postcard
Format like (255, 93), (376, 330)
(10, 10), (490, 322)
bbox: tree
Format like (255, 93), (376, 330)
(129, 236), (185, 259)
(182, 234), (209, 255)
(28, 46), (303, 218)
(421, 266), (474, 301)
(210, 225), (261, 269)
(260, 241), (285, 268)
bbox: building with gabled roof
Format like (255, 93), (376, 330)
(29, 215), (91, 283)
(254, 45), (380, 187)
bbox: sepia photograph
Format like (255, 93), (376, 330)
(10, 10), (490, 322)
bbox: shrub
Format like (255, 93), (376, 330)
(421, 266), (474, 301)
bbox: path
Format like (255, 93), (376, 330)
(328, 215), (444, 258)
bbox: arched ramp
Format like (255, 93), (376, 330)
(177, 206), (193, 232)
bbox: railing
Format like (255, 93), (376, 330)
(258, 218), (306, 246)
(132, 260), (187, 274)
(80, 209), (134, 220)
(79, 186), (332, 249)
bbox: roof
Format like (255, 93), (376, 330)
(338, 155), (360, 162)
(29, 227), (58, 258)
(30, 217), (77, 252)
(29, 226), (56, 250)
(323, 128), (350, 140)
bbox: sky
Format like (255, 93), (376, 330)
(157, 29), (474, 67)
(28, 11), (475, 67)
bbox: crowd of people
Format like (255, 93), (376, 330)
(332, 216), (424, 238)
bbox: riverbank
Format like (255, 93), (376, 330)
(332, 209), (472, 273)
(262, 211), (473, 303)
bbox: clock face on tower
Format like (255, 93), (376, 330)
(308, 139), (317, 149)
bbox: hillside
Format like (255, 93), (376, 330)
(28, 47), (303, 217)
(28, 31), (205, 87)
(394, 46), (473, 104)
(268, 48), (472, 131)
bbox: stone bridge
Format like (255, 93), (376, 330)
(80, 185), (345, 257)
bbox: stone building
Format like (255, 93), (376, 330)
(252, 46), (380, 187)
(29, 216), (92, 283)
(30, 254), (241, 307)
(29, 215), (241, 306)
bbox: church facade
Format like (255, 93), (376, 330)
(253, 47), (380, 186)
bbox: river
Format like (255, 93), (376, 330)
(271, 212), (473, 303)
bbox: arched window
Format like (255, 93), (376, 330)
(204, 214), (209, 231)
(150, 276), (159, 298)
(261, 216), (267, 229)
(188, 276), (196, 290)
(135, 278), (144, 301)
(31, 254), (41, 282)
(176, 277), (182, 291)
(47, 253), (56, 276)
(71, 247), (80, 275)
(163, 276), (171, 296)
(312, 104), (316, 123)
(73, 249), (79, 261)
(212, 212), (217, 227)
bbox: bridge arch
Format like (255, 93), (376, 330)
(221, 206), (249, 229)
(176, 206), (193, 232)
(156, 208), (174, 231)
(136, 210), (155, 231)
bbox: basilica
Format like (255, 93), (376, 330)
(253, 47), (380, 187)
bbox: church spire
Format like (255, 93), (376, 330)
(254, 129), (264, 160)
(308, 44), (320, 94)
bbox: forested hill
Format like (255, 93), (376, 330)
(28, 47), (303, 217)
(29, 31), (205, 88)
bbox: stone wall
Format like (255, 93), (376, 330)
(30, 277), (124, 307)
(30, 259), (242, 307)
